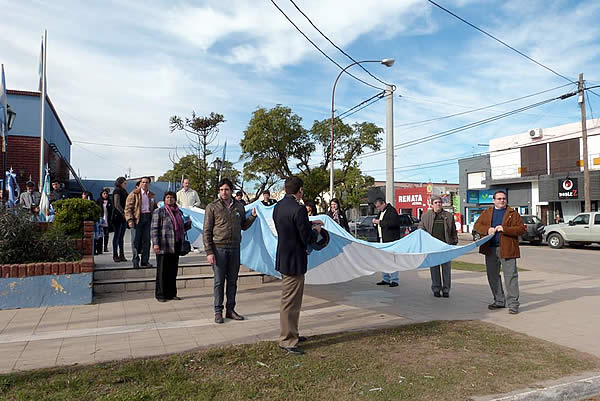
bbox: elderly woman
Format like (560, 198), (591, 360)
(151, 191), (192, 302)
(327, 198), (350, 232)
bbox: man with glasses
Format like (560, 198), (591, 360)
(474, 190), (525, 314)
(418, 195), (458, 297)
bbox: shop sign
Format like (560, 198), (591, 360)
(558, 178), (578, 199)
(467, 190), (479, 203)
(478, 189), (497, 204)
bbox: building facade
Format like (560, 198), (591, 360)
(1, 90), (72, 190)
(459, 119), (600, 231)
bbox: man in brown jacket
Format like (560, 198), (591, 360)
(125, 177), (157, 268)
(473, 190), (525, 314)
(418, 195), (458, 298)
(203, 178), (257, 324)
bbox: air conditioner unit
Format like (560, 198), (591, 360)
(529, 128), (543, 139)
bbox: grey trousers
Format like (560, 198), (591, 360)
(430, 261), (451, 294)
(485, 246), (520, 310)
(212, 247), (241, 313)
(131, 213), (152, 266)
(280, 274), (305, 348)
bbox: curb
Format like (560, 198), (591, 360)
(472, 372), (600, 401)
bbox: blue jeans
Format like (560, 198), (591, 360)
(383, 272), (399, 284)
(112, 220), (127, 256)
(213, 247), (241, 313)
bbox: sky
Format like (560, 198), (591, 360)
(1, 0), (599, 189)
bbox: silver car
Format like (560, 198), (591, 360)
(544, 212), (600, 249)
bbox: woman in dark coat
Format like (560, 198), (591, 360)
(112, 177), (128, 263)
(327, 198), (350, 232)
(96, 188), (113, 253)
(151, 191), (192, 302)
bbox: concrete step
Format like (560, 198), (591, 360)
(93, 264), (254, 281)
(93, 271), (268, 294)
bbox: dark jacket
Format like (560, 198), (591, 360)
(418, 209), (458, 245)
(473, 206), (525, 259)
(273, 194), (318, 276)
(376, 204), (401, 243)
(151, 206), (192, 255)
(326, 209), (350, 232)
(203, 198), (256, 255)
(111, 187), (128, 225)
(49, 189), (67, 204)
(96, 197), (114, 230)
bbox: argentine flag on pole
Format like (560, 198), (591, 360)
(39, 165), (51, 220)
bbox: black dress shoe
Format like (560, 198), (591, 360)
(389, 282), (399, 287)
(119, 255), (127, 262)
(298, 336), (308, 343)
(279, 346), (304, 355)
(215, 312), (224, 324)
(156, 298), (168, 303)
(376, 280), (390, 285)
(171, 296), (182, 301)
(225, 310), (244, 320)
(113, 256), (121, 263)
(141, 263), (153, 267)
(442, 293), (449, 298)
(433, 291), (441, 298)
(508, 308), (519, 314)
(488, 304), (506, 310)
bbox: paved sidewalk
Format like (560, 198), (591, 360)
(1, 250), (600, 373)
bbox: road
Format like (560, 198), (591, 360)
(456, 235), (600, 276)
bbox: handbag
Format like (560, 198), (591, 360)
(179, 232), (192, 256)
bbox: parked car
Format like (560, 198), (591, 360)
(351, 214), (418, 242)
(544, 212), (600, 249)
(471, 214), (544, 244)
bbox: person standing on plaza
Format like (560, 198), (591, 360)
(273, 176), (322, 355)
(152, 191), (192, 302)
(203, 178), (257, 324)
(49, 180), (66, 204)
(261, 190), (277, 206)
(176, 178), (201, 208)
(327, 198), (350, 232)
(125, 176), (157, 268)
(473, 190), (525, 314)
(418, 195), (458, 298)
(373, 198), (401, 287)
(19, 181), (41, 210)
(96, 189), (113, 253)
(111, 177), (129, 263)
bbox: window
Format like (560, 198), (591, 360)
(467, 172), (486, 189)
(572, 214), (589, 225)
(595, 214), (600, 225)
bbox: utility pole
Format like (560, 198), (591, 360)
(385, 84), (395, 208)
(578, 73), (591, 212)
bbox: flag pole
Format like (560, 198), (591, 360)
(39, 30), (47, 190)
(1, 64), (7, 202)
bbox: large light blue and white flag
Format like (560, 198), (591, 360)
(5, 170), (20, 208)
(38, 165), (51, 219)
(180, 201), (491, 285)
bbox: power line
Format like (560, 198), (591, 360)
(340, 94), (387, 120)
(397, 82), (575, 128)
(269, 0), (386, 91)
(427, 0), (576, 84)
(358, 90), (577, 159)
(73, 140), (177, 150)
(287, 0), (391, 88)
(337, 91), (386, 119)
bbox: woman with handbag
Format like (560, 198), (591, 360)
(151, 191), (192, 302)
(111, 177), (129, 263)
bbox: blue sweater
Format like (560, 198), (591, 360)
(491, 207), (507, 247)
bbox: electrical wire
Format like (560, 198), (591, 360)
(340, 94), (387, 120)
(287, 0), (392, 88)
(269, 0), (386, 91)
(427, 0), (576, 84)
(72, 140), (176, 150)
(337, 91), (386, 119)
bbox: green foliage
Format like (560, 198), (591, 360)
(0, 208), (80, 264)
(53, 198), (101, 236)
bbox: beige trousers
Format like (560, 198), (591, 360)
(279, 274), (305, 348)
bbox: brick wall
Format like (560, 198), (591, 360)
(0, 135), (69, 190)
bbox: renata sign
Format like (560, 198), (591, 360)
(397, 194), (423, 204)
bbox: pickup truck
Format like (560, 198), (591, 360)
(543, 211), (600, 249)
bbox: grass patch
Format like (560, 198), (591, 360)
(453, 261), (529, 272)
(1, 321), (598, 401)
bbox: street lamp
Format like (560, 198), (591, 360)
(7, 104), (16, 131)
(330, 59), (395, 200)
(212, 157), (223, 198)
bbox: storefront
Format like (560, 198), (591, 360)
(539, 174), (600, 223)
(395, 185), (456, 219)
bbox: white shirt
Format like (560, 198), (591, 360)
(377, 208), (387, 243)
(141, 189), (150, 213)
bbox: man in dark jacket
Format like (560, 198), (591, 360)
(418, 195), (458, 298)
(273, 176), (322, 355)
(204, 178), (257, 324)
(473, 190), (525, 314)
(49, 180), (67, 204)
(373, 198), (401, 287)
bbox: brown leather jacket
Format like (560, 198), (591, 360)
(473, 206), (525, 259)
(124, 188), (157, 225)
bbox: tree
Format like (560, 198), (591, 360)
(169, 112), (225, 203)
(240, 105), (382, 207)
